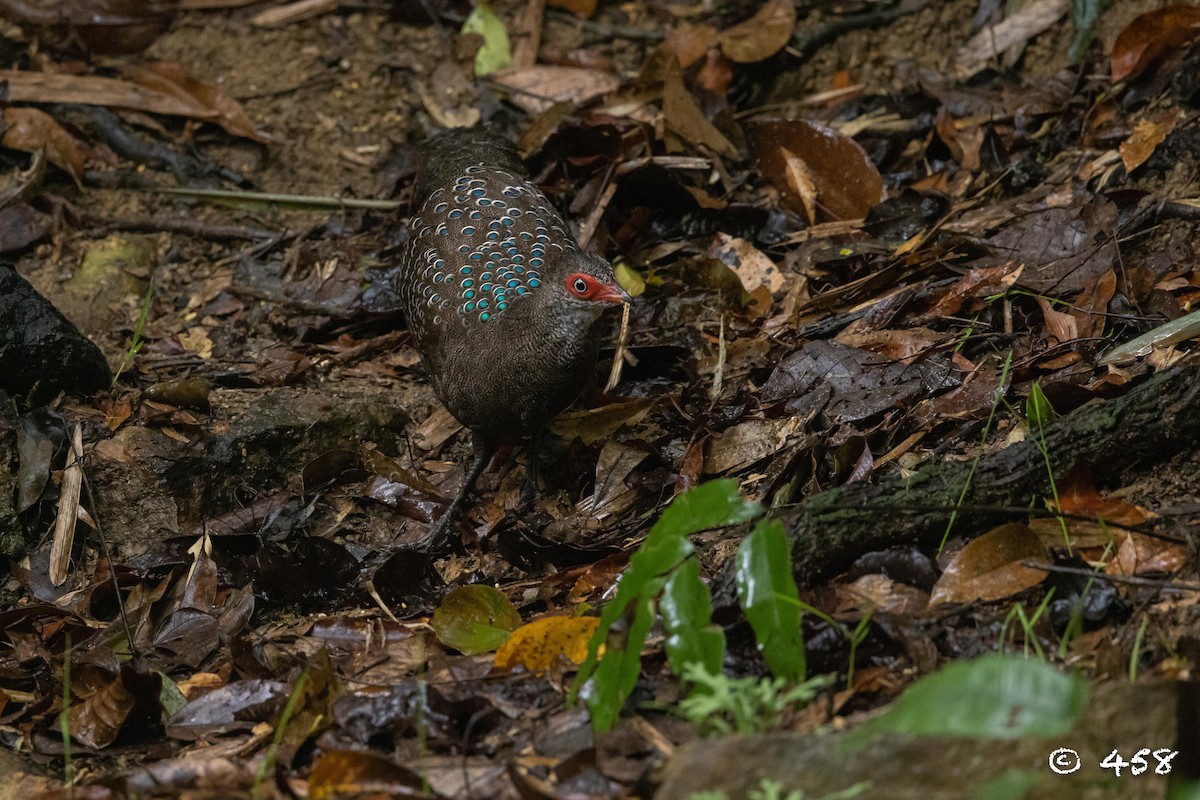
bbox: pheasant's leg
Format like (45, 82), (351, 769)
(521, 429), (543, 507)
(430, 435), (494, 540)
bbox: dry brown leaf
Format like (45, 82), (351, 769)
(930, 523), (1049, 606)
(664, 23), (720, 69)
(1111, 4), (1200, 83)
(703, 417), (798, 475)
(494, 616), (599, 672)
(707, 233), (785, 294)
(492, 66), (620, 116)
(1, 107), (86, 185)
(1119, 106), (1183, 173)
(1036, 296), (1078, 345)
(1051, 462), (1153, 527)
(719, 0), (796, 64)
(746, 119), (884, 222)
(551, 398), (655, 444)
(953, 0), (1068, 79)
(661, 58), (739, 159)
(126, 61), (269, 142)
(0, 70), (224, 120)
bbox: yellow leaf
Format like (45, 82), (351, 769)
(494, 616), (599, 672)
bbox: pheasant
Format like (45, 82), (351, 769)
(397, 127), (628, 539)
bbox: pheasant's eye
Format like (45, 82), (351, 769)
(565, 273), (596, 298)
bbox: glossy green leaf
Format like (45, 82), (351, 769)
(461, 0), (511, 78)
(430, 585), (522, 655)
(581, 583), (659, 732)
(661, 558), (725, 680)
(735, 517), (805, 681)
(865, 655), (1087, 739)
(573, 480), (760, 729)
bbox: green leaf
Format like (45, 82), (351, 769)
(430, 585), (522, 655)
(1025, 381), (1056, 428)
(581, 582), (660, 732)
(572, 480), (760, 729)
(1068, 0), (1113, 64)
(735, 518), (805, 681)
(661, 557), (725, 680)
(865, 655), (1087, 740)
(158, 671), (188, 717)
(461, 0), (511, 78)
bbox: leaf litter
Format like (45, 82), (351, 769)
(1, 0), (1199, 797)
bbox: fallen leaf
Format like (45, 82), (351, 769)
(126, 62), (268, 142)
(664, 23), (720, 69)
(547, 0), (595, 18)
(930, 523), (1049, 606)
(1, 107), (86, 185)
(662, 57), (739, 159)
(707, 233), (785, 293)
(1111, 4), (1200, 83)
(1119, 106), (1183, 173)
(492, 66), (620, 116)
(746, 119), (884, 222)
(551, 398), (655, 444)
(431, 585), (522, 655)
(719, 0), (796, 64)
(1050, 462), (1152, 527)
(494, 616), (599, 672)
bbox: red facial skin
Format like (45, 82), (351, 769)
(563, 272), (627, 303)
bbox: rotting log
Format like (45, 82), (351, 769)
(779, 365), (1200, 587)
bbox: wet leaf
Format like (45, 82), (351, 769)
(706, 233), (784, 294)
(551, 397), (655, 444)
(929, 524), (1049, 606)
(661, 558), (725, 680)
(735, 517), (805, 681)
(718, 0), (796, 64)
(1051, 462), (1151, 528)
(431, 585), (522, 655)
(494, 616), (599, 672)
(1, 108), (86, 185)
(1111, 4), (1200, 83)
(165, 679), (287, 740)
(864, 655), (1087, 739)
(462, 0), (512, 78)
(1025, 381), (1057, 428)
(746, 119), (884, 222)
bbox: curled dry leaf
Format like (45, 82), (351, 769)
(1, 107), (86, 185)
(719, 0), (796, 64)
(1111, 4), (1200, 83)
(493, 616), (599, 672)
(929, 523), (1049, 606)
(126, 61), (269, 142)
(746, 118), (884, 222)
(1119, 106), (1183, 174)
(546, 0), (595, 19)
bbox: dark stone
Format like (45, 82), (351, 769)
(0, 263), (111, 405)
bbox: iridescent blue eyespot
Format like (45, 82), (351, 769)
(471, 188), (485, 197)
(449, 210), (462, 218)
(465, 302), (475, 311)
(464, 290), (475, 299)
(461, 226), (474, 235)
(517, 286), (527, 295)
(502, 218), (514, 226)
(435, 203), (448, 212)
(431, 293), (440, 302)
(519, 232), (532, 240)
(511, 254), (524, 263)
(489, 252), (501, 260)
(494, 201), (507, 209)
(470, 210), (482, 220)
(514, 266), (525, 273)
(487, 232), (499, 241)
(470, 253), (482, 260)
(489, 221), (502, 230)
(462, 279), (474, 288)
(478, 299), (489, 309)
(507, 279), (519, 288)
(506, 208), (520, 217)
(529, 279), (541, 288)
(498, 302), (507, 310)
(481, 272), (493, 281)
(493, 285), (505, 295)
(480, 283), (492, 292)
(478, 198), (491, 206)
(480, 312), (490, 322)
(530, 258), (543, 268)
(460, 266), (472, 274)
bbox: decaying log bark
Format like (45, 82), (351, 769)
(781, 366), (1200, 586)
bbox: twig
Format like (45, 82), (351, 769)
(1023, 561), (1200, 593)
(154, 186), (401, 211)
(86, 214), (283, 242)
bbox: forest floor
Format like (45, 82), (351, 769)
(2, 0), (1200, 797)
